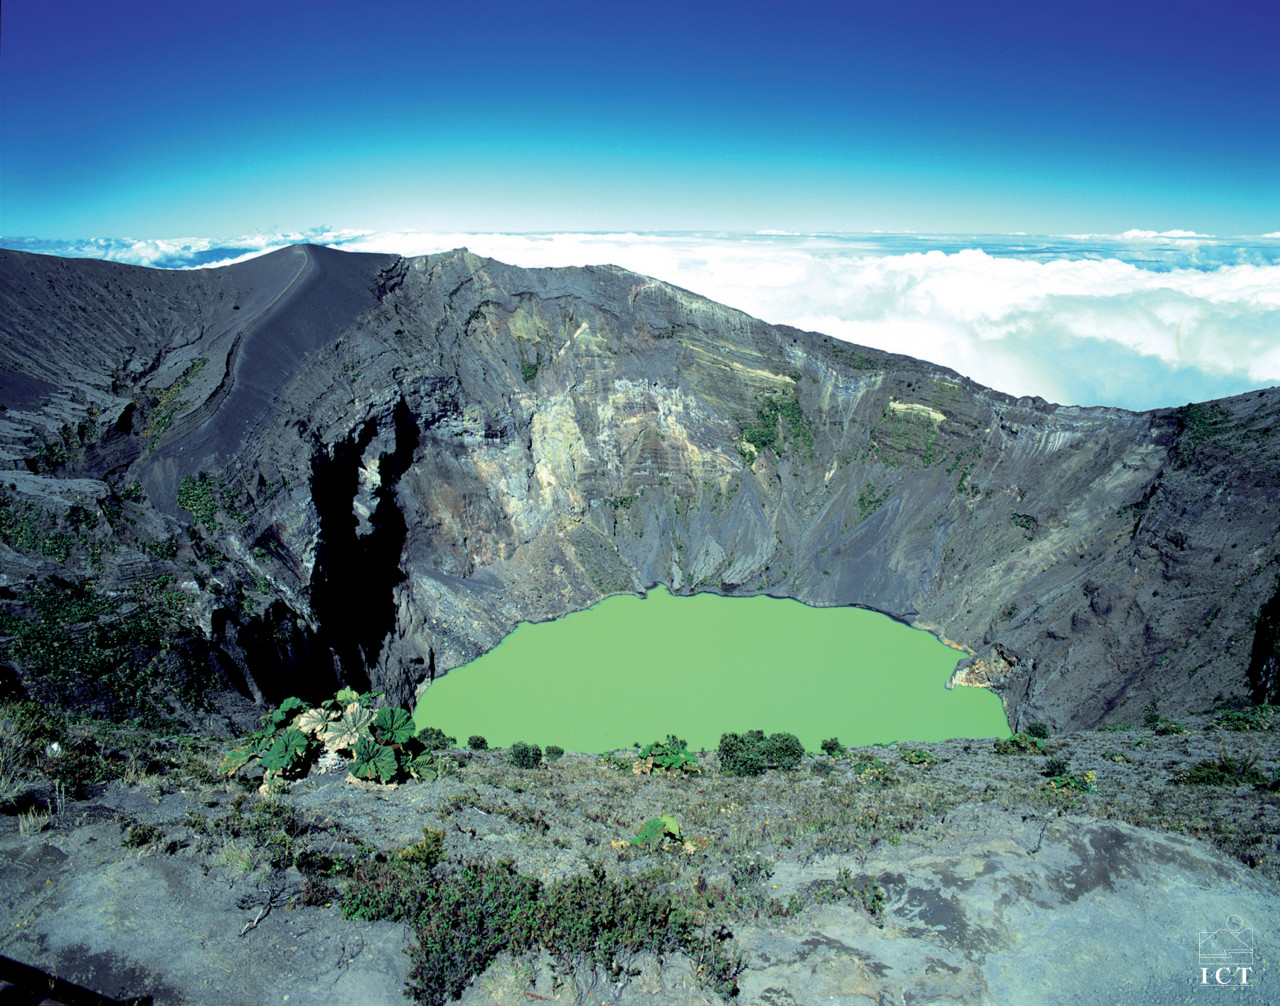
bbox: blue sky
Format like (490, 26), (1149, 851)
(2, 0), (1277, 237)
(2, 2), (1278, 412)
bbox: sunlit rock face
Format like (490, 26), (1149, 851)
(1, 244), (1277, 729)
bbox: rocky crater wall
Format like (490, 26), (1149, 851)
(1, 245), (1277, 731)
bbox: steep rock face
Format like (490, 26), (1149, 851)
(0, 245), (1277, 728)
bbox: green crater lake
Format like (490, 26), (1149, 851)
(414, 587), (1009, 752)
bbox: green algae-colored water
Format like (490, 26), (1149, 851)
(413, 587), (1009, 752)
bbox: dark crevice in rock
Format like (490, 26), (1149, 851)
(1248, 577), (1280, 704)
(309, 398), (419, 693)
(213, 603), (335, 707)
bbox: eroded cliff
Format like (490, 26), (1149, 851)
(1, 244), (1277, 730)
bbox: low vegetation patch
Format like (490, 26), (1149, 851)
(1210, 706), (1276, 732)
(0, 579), (198, 723)
(343, 859), (746, 1005)
(631, 735), (700, 775)
(1178, 751), (1267, 787)
(993, 732), (1044, 755)
(739, 390), (813, 458)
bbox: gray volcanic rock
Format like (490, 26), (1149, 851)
(0, 244), (1277, 728)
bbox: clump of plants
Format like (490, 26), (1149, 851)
(342, 859), (746, 1005)
(627, 813), (694, 853)
(120, 821), (164, 849)
(719, 730), (805, 777)
(1210, 706), (1276, 732)
(1025, 722), (1050, 739)
(416, 726), (457, 751)
(220, 689), (454, 790)
(467, 735), (488, 751)
(820, 737), (844, 756)
(899, 747), (937, 767)
(509, 741), (542, 769)
(1041, 755), (1097, 793)
(811, 868), (886, 924)
(631, 734), (700, 775)
(190, 794), (321, 871)
(851, 753), (897, 787)
(0, 699), (130, 802)
(397, 827), (446, 867)
(993, 732), (1044, 755)
(0, 579), (200, 725)
(1144, 707), (1186, 735)
(1045, 770), (1098, 794)
(1042, 756), (1070, 778)
(1178, 751), (1267, 787)
(545, 744), (564, 762)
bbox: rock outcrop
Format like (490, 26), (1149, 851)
(1, 244), (1277, 729)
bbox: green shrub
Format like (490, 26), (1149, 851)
(398, 827), (446, 867)
(1211, 707), (1276, 732)
(1143, 706), (1186, 735)
(635, 734), (700, 774)
(762, 732), (805, 771)
(509, 742), (542, 769)
(467, 735), (488, 751)
(545, 744), (564, 761)
(372, 707), (416, 744)
(719, 731), (768, 777)
(1025, 722), (1050, 739)
(350, 738), (399, 782)
(176, 473), (222, 533)
(993, 733), (1043, 755)
(1046, 769), (1097, 793)
(900, 747), (937, 767)
(416, 726), (457, 751)
(1179, 752), (1266, 786)
(719, 730), (804, 776)
(1043, 756), (1071, 778)
(820, 737), (843, 756)
(851, 873), (885, 920)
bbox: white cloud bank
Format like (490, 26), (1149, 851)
(5, 230), (1279, 412)
(327, 231), (1280, 411)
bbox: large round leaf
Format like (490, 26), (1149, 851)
(260, 728), (311, 774)
(322, 704), (375, 752)
(293, 707), (332, 737)
(350, 738), (398, 782)
(269, 696), (308, 729)
(372, 706), (415, 744)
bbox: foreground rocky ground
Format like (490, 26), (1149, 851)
(1, 707), (1278, 1006)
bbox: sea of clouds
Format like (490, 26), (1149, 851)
(5, 228), (1278, 413)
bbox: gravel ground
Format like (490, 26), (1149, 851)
(1, 711), (1277, 1005)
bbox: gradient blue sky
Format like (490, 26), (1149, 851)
(2, 0), (1277, 238)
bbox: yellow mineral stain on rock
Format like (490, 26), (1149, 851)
(888, 398), (946, 425)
